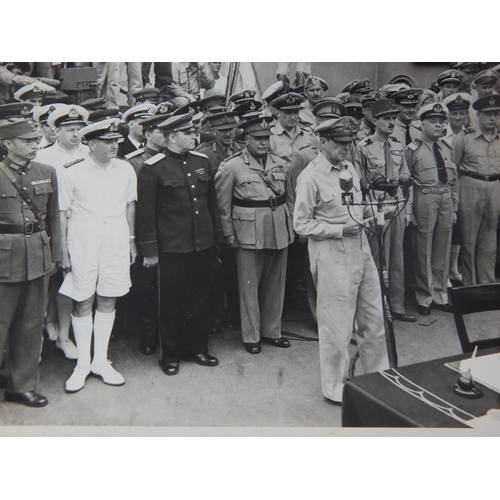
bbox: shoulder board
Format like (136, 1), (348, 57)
(125, 148), (145, 160)
(223, 150), (243, 162)
(189, 150), (209, 159)
(411, 121), (423, 131)
(407, 139), (422, 151)
(195, 142), (213, 151)
(63, 158), (85, 168)
(359, 137), (373, 147)
(144, 153), (166, 166)
(462, 127), (475, 135)
(298, 143), (312, 152)
(440, 138), (453, 149)
(389, 135), (400, 143)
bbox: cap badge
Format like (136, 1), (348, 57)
(249, 102), (256, 111)
(158, 104), (169, 114)
(261, 120), (269, 129)
(49, 106), (55, 113)
(433, 104), (443, 112)
(407, 92), (415, 99)
(456, 96), (464, 104)
(243, 91), (251, 98)
(286, 95), (295, 104)
(109, 122), (118, 133)
(222, 116), (229, 123)
(20, 106), (30, 116)
(68, 108), (79, 118)
(489, 97), (496, 106)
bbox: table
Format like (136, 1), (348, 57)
(342, 348), (500, 427)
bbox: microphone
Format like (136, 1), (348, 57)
(360, 177), (370, 201)
(339, 167), (353, 193)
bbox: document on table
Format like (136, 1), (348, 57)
(445, 352), (500, 394)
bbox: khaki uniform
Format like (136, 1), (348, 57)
(405, 138), (457, 307)
(393, 117), (422, 146)
(215, 148), (294, 343)
(270, 122), (313, 162)
(453, 127), (500, 284)
(353, 134), (412, 315)
(0, 157), (61, 393)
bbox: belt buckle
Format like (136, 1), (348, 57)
(25, 221), (34, 235)
(269, 197), (277, 211)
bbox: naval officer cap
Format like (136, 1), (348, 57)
(78, 118), (122, 141)
(0, 118), (43, 141)
(442, 93), (472, 111)
(13, 81), (56, 101)
(437, 70), (464, 86)
(240, 115), (274, 137)
(418, 102), (448, 121)
(233, 99), (263, 118)
(88, 107), (121, 123)
(228, 89), (257, 105)
(262, 81), (286, 104)
(315, 116), (358, 142)
(379, 83), (410, 98)
(361, 91), (386, 108)
(345, 102), (363, 119)
(342, 78), (371, 95)
(79, 97), (108, 110)
(473, 95), (500, 112)
(48, 104), (89, 129)
(371, 99), (399, 118)
(472, 69), (499, 86)
(270, 92), (305, 110)
(156, 101), (174, 115)
(206, 111), (239, 130)
(197, 94), (226, 112)
(158, 110), (196, 133)
(0, 102), (34, 120)
(392, 88), (423, 104)
(33, 103), (65, 124)
(312, 97), (346, 118)
(122, 103), (157, 122)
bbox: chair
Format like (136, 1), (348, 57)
(449, 283), (500, 353)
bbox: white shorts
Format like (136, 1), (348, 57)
(59, 218), (131, 302)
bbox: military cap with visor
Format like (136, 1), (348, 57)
(121, 103), (157, 122)
(312, 97), (346, 118)
(239, 115), (274, 137)
(442, 93), (472, 111)
(270, 92), (305, 110)
(206, 111), (239, 130)
(473, 95), (500, 112)
(0, 102), (34, 120)
(78, 118), (122, 141)
(0, 118), (43, 141)
(472, 69), (499, 86)
(392, 88), (423, 104)
(418, 102), (448, 121)
(315, 116), (358, 142)
(48, 105), (89, 128)
(371, 99), (399, 118)
(158, 111), (197, 133)
(437, 70), (464, 86)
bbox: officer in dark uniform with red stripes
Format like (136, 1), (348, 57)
(0, 117), (61, 407)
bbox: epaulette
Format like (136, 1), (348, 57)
(125, 148), (144, 160)
(189, 150), (209, 159)
(223, 150), (243, 162)
(440, 137), (454, 149)
(407, 138), (422, 151)
(389, 135), (400, 143)
(195, 141), (213, 151)
(411, 121), (423, 131)
(144, 153), (166, 165)
(298, 143), (312, 152)
(462, 127), (475, 135)
(63, 157), (85, 168)
(359, 137), (373, 147)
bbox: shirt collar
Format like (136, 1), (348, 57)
(4, 157), (30, 172)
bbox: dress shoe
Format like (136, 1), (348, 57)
(261, 337), (291, 348)
(392, 313), (417, 323)
(183, 353), (219, 367)
(90, 360), (125, 386)
(0, 374), (8, 389)
(432, 302), (453, 313)
(244, 342), (261, 354)
(417, 305), (431, 316)
(139, 337), (157, 355)
(65, 365), (91, 393)
(44, 322), (59, 342)
(56, 338), (78, 360)
(4, 390), (48, 408)
(159, 360), (179, 375)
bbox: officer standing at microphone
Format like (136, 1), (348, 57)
(294, 117), (389, 404)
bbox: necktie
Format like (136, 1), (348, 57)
(384, 142), (394, 179)
(405, 125), (412, 146)
(433, 143), (448, 184)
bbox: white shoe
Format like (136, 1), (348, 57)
(91, 360), (125, 386)
(65, 365), (90, 393)
(56, 339), (78, 360)
(44, 322), (59, 342)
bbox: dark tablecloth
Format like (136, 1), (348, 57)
(342, 349), (500, 427)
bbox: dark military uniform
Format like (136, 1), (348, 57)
(195, 140), (244, 175)
(117, 135), (141, 159)
(136, 148), (223, 362)
(0, 157), (61, 393)
(124, 145), (158, 175)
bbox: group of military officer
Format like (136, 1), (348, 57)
(1, 62), (499, 408)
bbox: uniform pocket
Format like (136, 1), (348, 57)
(232, 211), (256, 245)
(163, 179), (185, 188)
(0, 235), (12, 278)
(237, 174), (262, 199)
(34, 183), (54, 195)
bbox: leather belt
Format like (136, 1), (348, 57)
(417, 187), (451, 194)
(232, 195), (286, 211)
(459, 171), (500, 182)
(0, 221), (46, 234)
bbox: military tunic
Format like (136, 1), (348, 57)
(405, 137), (457, 307)
(137, 148), (222, 362)
(353, 134), (411, 315)
(0, 157), (61, 393)
(124, 145), (158, 176)
(393, 117), (422, 146)
(215, 148), (293, 343)
(453, 127), (500, 284)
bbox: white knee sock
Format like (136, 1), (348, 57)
(92, 310), (115, 365)
(71, 314), (93, 367)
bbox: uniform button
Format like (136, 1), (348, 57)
(25, 217), (29, 221)
(193, 197), (197, 201)
(187, 173), (191, 176)
(22, 187), (27, 191)
(23, 202), (27, 206)
(26, 235), (30, 238)
(183, 162), (187, 165)
(191, 185), (195, 188)
(1, 194), (5, 197)
(195, 211), (199, 214)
